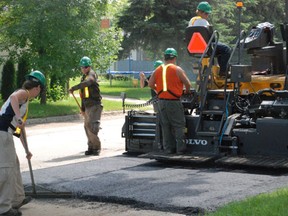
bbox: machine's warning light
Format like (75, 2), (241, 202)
(236, 1), (243, 8)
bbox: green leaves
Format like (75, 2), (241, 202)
(0, 0), (123, 102)
(116, 0), (286, 63)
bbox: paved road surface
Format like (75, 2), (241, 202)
(14, 113), (288, 216)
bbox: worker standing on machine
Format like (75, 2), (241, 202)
(148, 48), (191, 154)
(140, 60), (163, 112)
(69, 56), (103, 156)
(0, 71), (46, 216)
(188, 1), (231, 77)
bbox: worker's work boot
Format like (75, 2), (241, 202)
(13, 196), (32, 209)
(0, 208), (22, 216)
(85, 149), (100, 156)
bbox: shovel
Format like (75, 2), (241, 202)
(21, 131), (37, 195)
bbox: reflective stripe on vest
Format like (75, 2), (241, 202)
(157, 64), (182, 99)
(162, 64), (173, 92)
(190, 16), (202, 26)
(80, 75), (89, 99)
(84, 87), (89, 98)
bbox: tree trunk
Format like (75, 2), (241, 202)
(40, 87), (47, 104)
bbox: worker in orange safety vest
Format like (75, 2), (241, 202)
(148, 48), (191, 154)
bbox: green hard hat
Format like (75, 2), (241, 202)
(164, 48), (178, 58)
(154, 60), (163, 69)
(79, 56), (92, 67)
(197, 1), (212, 14)
(26, 70), (46, 87)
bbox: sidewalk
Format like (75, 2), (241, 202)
(102, 95), (148, 104)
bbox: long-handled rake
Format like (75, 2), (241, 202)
(71, 92), (82, 110)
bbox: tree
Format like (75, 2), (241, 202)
(1, 59), (16, 101)
(0, 0), (122, 103)
(17, 56), (29, 89)
(116, 0), (197, 62)
(211, 0), (285, 44)
(116, 0), (285, 64)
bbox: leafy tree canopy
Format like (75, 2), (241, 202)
(117, 0), (197, 61)
(0, 0), (123, 103)
(116, 0), (286, 62)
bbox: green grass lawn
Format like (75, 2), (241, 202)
(27, 97), (130, 118)
(0, 77), (152, 118)
(99, 79), (151, 100)
(206, 188), (288, 216)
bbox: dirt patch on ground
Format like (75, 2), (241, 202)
(21, 198), (186, 216)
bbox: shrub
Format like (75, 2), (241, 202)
(17, 57), (29, 88)
(1, 59), (16, 101)
(47, 84), (66, 102)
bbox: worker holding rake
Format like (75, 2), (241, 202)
(0, 71), (46, 216)
(69, 56), (103, 156)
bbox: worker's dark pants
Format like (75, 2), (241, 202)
(215, 42), (232, 75)
(84, 104), (103, 151)
(157, 100), (186, 153)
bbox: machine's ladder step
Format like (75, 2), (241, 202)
(133, 128), (156, 132)
(195, 89), (233, 136)
(216, 156), (288, 169)
(132, 122), (156, 127)
(139, 152), (219, 164)
(132, 133), (155, 137)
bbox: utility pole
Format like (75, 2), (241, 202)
(236, 1), (243, 64)
(284, 0), (288, 90)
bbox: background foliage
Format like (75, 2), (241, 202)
(116, 0), (286, 63)
(0, 0), (122, 103)
(1, 59), (15, 101)
(0, 0), (287, 103)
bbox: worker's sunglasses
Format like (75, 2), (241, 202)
(200, 10), (209, 15)
(81, 66), (90, 69)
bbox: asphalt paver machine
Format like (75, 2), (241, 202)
(122, 20), (288, 169)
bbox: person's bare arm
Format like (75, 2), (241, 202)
(10, 90), (32, 159)
(139, 72), (147, 88)
(10, 89), (29, 121)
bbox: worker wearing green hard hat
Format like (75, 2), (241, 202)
(197, 1), (212, 14)
(188, 1), (232, 77)
(0, 70), (47, 215)
(148, 48), (191, 154)
(79, 56), (92, 67)
(69, 56), (103, 156)
(25, 70), (46, 88)
(154, 60), (164, 69)
(163, 48), (178, 58)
